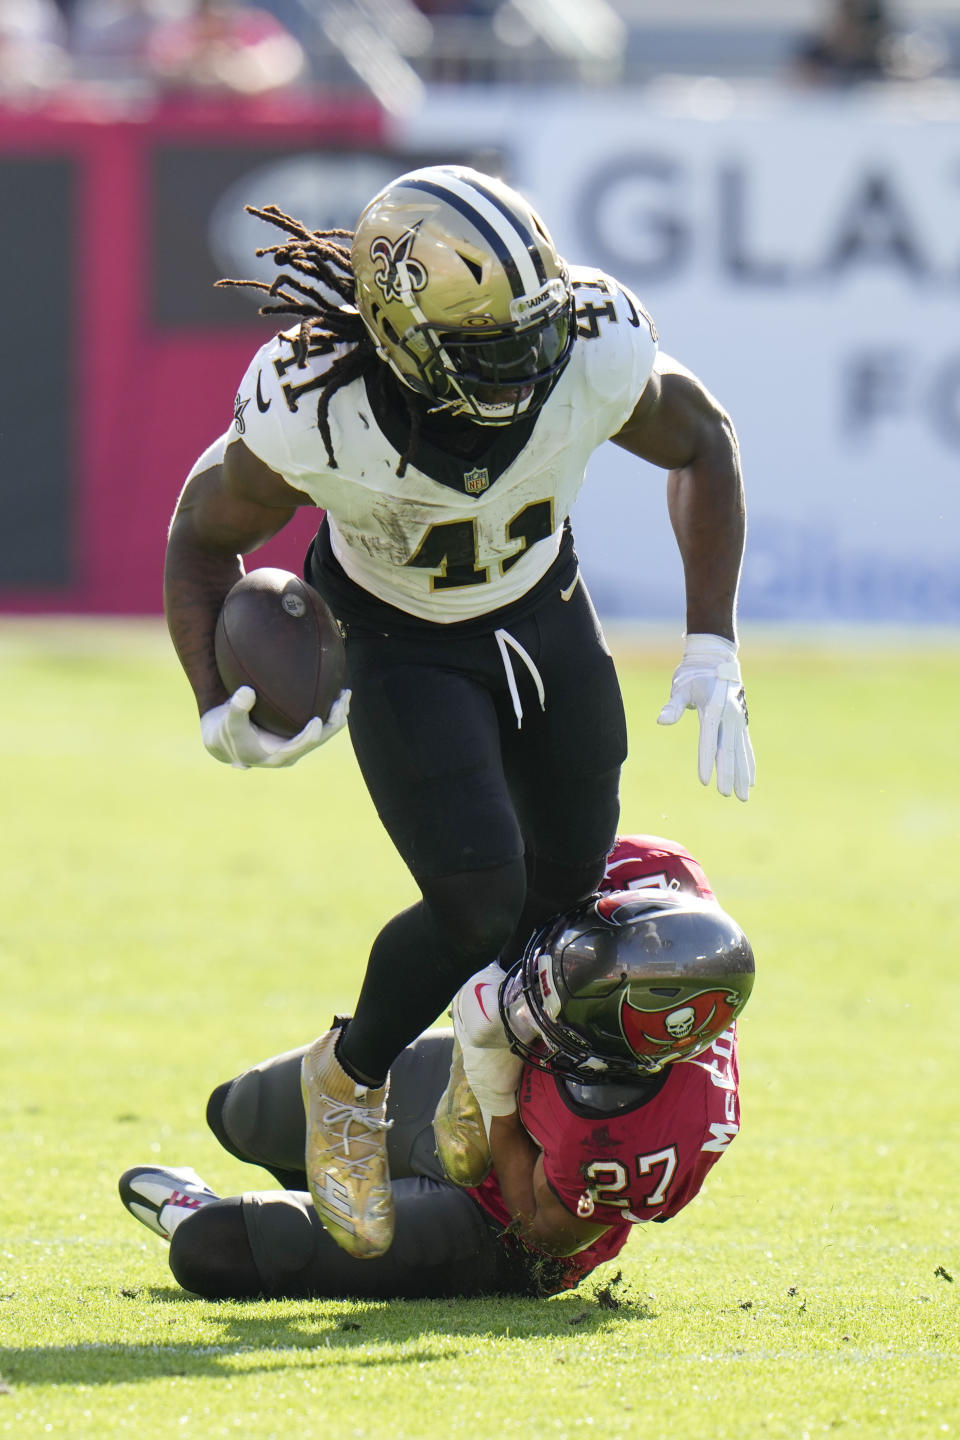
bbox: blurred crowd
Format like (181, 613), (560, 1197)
(0, 0), (952, 109)
(789, 0), (947, 86)
(0, 0), (313, 101)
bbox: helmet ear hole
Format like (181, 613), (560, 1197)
(457, 250), (489, 283)
(455, 251), (484, 283)
(369, 302), (394, 338)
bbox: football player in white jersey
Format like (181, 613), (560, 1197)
(163, 165), (755, 1263)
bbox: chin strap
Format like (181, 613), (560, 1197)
(426, 395), (466, 417)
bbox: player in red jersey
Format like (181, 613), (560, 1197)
(119, 837), (753, 1299)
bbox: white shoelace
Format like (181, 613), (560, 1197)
(494, 627), (546, 728)
(321, 1101), (393, 1178)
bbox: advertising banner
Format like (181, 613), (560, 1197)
(0, 104), (498, 614)
(3, 90), (959, 625)
(0, 103), (395, 613)
(406, 87), (960, 624)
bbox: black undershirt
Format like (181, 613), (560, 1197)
(363, 365), (541, 492)
(559, 1068), (672, 1116)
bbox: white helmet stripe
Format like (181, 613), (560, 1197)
(465, 173), (550, 287)
(401, 171), (542, 298)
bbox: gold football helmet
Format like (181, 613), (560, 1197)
(351, 165), (575, 425)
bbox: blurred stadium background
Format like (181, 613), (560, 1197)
(2, 0), (960, 632)
(2, 13), (959, 1430)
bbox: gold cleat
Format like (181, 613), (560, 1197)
(433, 1036), (492, 1187)
(301, 1028), (394, 1259)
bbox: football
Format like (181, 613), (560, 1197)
(214, 568), (346, 738)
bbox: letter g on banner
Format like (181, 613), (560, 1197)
(578, 155), (691, 284)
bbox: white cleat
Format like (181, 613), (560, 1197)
(118, 1165), (220, 1241)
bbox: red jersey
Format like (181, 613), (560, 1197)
(599, 833), (716, 901)
(467, 835), (740, 1287)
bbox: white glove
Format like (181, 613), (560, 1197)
(451, 962), (523, 1132)
(658, 634), (755, 802)
(200, 685), (350, 770)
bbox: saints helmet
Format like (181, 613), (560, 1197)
(500, 890), (755, 1079)
(351, 165), (575, 425)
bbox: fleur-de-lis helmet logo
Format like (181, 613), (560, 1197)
(369, 225), (429, 304)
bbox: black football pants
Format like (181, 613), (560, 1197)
(336, 576), (628, 1081)
(169, 1032), (568, 1300)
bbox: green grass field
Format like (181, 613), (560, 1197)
(0, 620), (957, 1439)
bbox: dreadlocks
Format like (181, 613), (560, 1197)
(216, 204), (423, 478)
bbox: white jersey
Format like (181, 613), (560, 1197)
(225, 265), (657, 624)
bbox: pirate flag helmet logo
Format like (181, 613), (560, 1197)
(500, 889), (755, 1079)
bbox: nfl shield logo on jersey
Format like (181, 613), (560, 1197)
(463, 467), (490, 495)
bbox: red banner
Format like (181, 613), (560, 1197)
(0, 97), (389, 612)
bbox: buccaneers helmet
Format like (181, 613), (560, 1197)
(500, 890), (755, 1079)
(351, 165), (575, 425)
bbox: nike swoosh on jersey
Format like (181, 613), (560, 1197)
(255, 371), (272, 413)
(560, 573), (579, 602)
(473, 983), (492, 1021)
